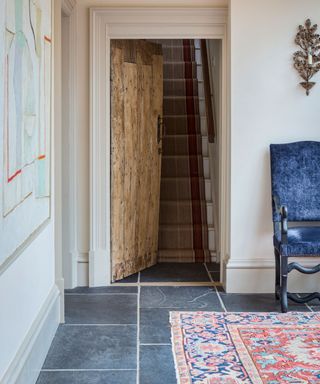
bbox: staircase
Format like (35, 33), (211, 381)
(155, 39), (215, 263)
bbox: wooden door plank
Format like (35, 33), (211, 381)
(123, 63), (139, 276)
(111, 44), (125, 281)
(111, 40), (163, 281)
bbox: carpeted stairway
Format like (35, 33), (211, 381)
(155, 39), (210, 263)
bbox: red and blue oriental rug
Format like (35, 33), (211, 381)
(170, 311), (320, 383)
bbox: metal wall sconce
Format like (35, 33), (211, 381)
(293, 19), (320, 95)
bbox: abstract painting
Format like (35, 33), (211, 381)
(0, 0), (52, 266)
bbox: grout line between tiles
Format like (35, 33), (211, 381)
(62, 324), (137, 326)
(41, 369), (137, 372)
(297, 293), (314, 312)
(65, 293), (138, 296)
(112, 282), (220, 287)
(306, 303), (314, 312)
(140, 343), (171, 346)
(204, 263), (227, 312)
(136, 272), (141, 384)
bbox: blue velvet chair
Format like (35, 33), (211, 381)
(270, 141), (320, 313)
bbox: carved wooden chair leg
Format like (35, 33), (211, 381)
(274, 249), (280, 300)
(280, 256), (288, 313)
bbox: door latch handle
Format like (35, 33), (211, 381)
(157, 115), (164, 155)
(157, 115), (163, 145)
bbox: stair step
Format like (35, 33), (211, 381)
(160, 176), (206, 201)
(161, 155), (205, 178)
(164, 96), (199, 116)
(164, 79), (198, 97)
(202, 136), (208, 156)
(148, 39), (195, 47)
(208, 226), (215, 251)
(203, 157), (210, 178)
(205, 179), (212, 201)
(200, 116), (207, 136)
(158, 225), (215, 251)
(164, 62), (198, 80)
(162, 134), (203, 156)
(163, 115), (202, 135)
(158, 249), (211, 263)
(162, 45), (195, 62)
(206, 202), (214, 226)
(159, 200), (208, 225)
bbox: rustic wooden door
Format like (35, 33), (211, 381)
(111, 40), (163, 281)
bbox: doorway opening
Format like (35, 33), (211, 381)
(89, 7), (229, 288)
(111, 39), (222, 286)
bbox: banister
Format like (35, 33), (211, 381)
(200, 40), (215, 143)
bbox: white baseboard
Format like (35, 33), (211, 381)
(2, 285), (60, 384)
(77, 261), (89, 286)
(89, 249), (110, 287)
(226, 258), (320, 293)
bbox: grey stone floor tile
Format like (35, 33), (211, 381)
(298, 294), (320, 308)
(65, 286), (138, 294)
(140, 286), (222, 310)
(140, 263), (210, 282)
(220, 293), (310, 312)
(36, 371), (136, 384)
(140, 308), (173, 344)
(210, 271), (220, 282)
(205, 262), (220, 272)
(43, 325), (137, 370)
(140, 345), (176, 384)
(115, 273), (139, 283)
(65, 294), (137, 324)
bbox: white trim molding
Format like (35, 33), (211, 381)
(61, 0), (79, 288)
(226, 258), (320, 293)
(90, 7), (229, 286)
(1, 286), (60, 384)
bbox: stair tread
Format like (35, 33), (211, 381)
(162, 154), (208, 158)
(163, 133), (206, 137)
(159, 223), (214, 229)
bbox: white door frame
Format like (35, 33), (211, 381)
(90, 7), (230, 287)
(60, 0), (78, 288)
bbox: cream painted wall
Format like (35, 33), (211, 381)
(228, 0), (320, 292)
(0, 1), (61, 380)
(0, 225), (55, 379)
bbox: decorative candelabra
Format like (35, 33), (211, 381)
(293, 19), (320, 95)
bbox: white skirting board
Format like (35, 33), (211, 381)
(2, 285), (60, 384)
(226, 258), (320, 293)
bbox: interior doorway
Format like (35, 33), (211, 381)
(110, 38), (222, 285)
(89, 7), (229, 288)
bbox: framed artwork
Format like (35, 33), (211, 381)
(0, 0), (52, 267)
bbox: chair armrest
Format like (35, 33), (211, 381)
(280, 205), (288, 244)
(272, 194), (281, 213)
(272, 195), (288, 243)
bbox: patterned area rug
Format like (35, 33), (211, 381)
(170, 311), (320, 383)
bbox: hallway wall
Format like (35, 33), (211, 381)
(228, 0), (320, 292)
(0, 0), (61, 381)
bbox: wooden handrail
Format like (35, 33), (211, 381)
(200, 40), (215, 143)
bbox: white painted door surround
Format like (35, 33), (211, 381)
(90, 7), (229, 286)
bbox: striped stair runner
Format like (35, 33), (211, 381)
(155, 39), (210, 263)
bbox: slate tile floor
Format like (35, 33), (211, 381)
(37, 263), (315, 384)
(115, 262), (221, 283)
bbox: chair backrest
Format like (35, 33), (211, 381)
(270, 141), (320, 222)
